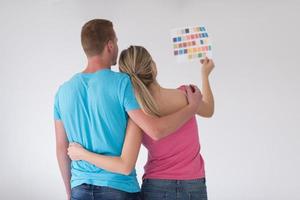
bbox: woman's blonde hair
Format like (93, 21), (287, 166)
(119, 46), (160, 116)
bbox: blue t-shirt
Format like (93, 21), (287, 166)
(54, 68), (141, 192)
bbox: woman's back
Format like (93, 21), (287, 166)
(142, 85), (205, 180)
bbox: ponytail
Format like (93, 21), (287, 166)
(129, 73), (160, 116)
(119, 46), (160, 116)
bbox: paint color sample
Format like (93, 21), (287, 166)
(171, 26), (212, 62)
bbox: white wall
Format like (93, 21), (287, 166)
(0, 0), (299, 199)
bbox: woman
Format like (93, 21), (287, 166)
(68, 46), (214, 200)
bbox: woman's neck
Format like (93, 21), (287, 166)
(148, 80), (163, 95)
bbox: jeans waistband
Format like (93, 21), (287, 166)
(143, 177), (206, 185)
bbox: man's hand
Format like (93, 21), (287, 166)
(186, 85), (202, 113)
(68, 142), (87, 161)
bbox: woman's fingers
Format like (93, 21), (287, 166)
(69, 142), (81, 147)
(200, 57), (210, 65)
(67, 146), (76, 160)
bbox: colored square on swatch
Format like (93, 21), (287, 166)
(171, 25), (212, 63)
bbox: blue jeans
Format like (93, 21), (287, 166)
(71, 183), (141, 200)
(141, 178), (207, 200)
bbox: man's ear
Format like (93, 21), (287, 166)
(107, 40), (114, 53)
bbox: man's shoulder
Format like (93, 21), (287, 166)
(104, 71), (132, 88)
(109, 70), (130, 80)
(55, 73), (80, 94)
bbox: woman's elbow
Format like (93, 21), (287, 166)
(198, 110), (214, 118)
(206, 109), (214, 118)
(205, 110), (214, 118)
(120, 165), (134, 176)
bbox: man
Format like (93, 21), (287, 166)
(54, 19), (201, 200)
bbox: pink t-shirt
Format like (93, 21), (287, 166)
(142, 85), (205, 180)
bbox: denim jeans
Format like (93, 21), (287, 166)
(141, 178), (207, 200)
(71, 183), (141, 200)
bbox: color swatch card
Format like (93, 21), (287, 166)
(171, 26), (212, 63)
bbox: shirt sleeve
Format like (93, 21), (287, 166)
(54, 90), (62, 120)
(120, 75), (141, 111)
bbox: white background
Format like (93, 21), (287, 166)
(1, 0), (299, 199)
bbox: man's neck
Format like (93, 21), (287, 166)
(83, 55), (111, 73)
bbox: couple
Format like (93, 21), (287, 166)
(54, 19), (214, 200)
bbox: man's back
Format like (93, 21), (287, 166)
(54, 68), (140, 192)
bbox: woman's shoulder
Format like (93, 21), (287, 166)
(158, 86), (189, 115)
(165, 85), (189, 96)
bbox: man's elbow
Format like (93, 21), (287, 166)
(56, 144), (68, 157)
(56, 143), (68, 151)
